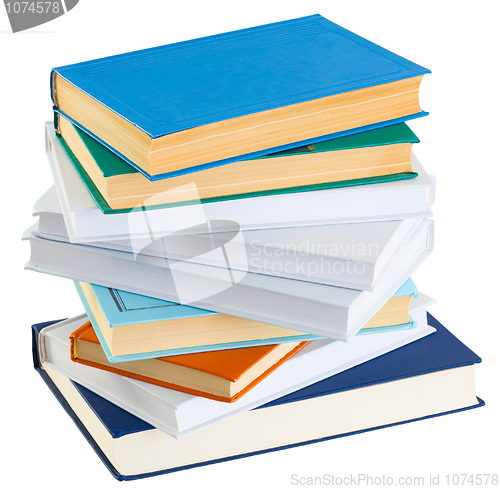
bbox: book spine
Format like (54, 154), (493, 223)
(31, 320), (65, 369)
(50, 69), (58, 108)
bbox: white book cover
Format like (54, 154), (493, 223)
(38, 294), (436, 439)
(44, 122), (435, 243)
(33, 186), (424, 291)
(24, 219), (433, 340)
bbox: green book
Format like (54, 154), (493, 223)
(55, 115), (419, 215)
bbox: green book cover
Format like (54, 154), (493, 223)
(55, 117), (419, 215)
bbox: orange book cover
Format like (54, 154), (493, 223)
(70, 321), (308, 403)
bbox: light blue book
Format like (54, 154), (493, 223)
(52, 14), (430, 180)
(358, 278), (418, 335)
(74, 279), (418, 363)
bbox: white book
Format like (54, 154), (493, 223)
(37, 294), (436, 439)
(23, 219), (433, 340)
(44, 122), (435, 243)
(33, 186), (424, 291)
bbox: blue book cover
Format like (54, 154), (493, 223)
(74, 279), (418, 363)
(83, 282), (218, 327)
(52, 14), (430, 180)
(83, 278), (418, 328)
(338, 278), (418, 336)
(32, 314), (483, 481)
(74, 281), (323, 363)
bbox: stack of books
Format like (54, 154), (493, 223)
(25, 15), (483, 481)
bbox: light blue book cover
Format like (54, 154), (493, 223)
(88, 283), (217, 326)
(358, 278), (418, 335)
(393, 278), (418, 298)
(52, 14), (430, 180)
(74, 279), (418, 363)
(74, 281), (322, 363)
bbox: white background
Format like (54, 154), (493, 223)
(1, 1), (499, 487)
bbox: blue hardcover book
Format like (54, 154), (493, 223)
(32, 314), (483, 481)
(74, 278), (418, 363)
(52, 14), (430, 180)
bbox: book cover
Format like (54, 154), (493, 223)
(32, 313), (483, 481)
(70, 321), (309, 403)
(33, 293), (438, 439)
(70, 119), (420, 179)
(83, 278), (417, 328)
(24, 218), (434, 342)
(74, 280), (321, 363)
(44, 122), (436, 242)
(32, 183), (427, 291)
(73, 278), (417, 363)
(56, 117), (419, 212)
(51, 14), (430, 179)
(33, 187), (424, 291)
(51, 15), (430, 138)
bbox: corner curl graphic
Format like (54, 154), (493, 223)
(4, 0), (79, 33)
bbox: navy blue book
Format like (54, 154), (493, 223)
(32, 314), (482, 481)
(51, 14), (430, 180)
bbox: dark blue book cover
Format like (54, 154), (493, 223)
(32, 314), (483, 481)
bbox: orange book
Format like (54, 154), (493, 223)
(70, 321), (308, 403)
